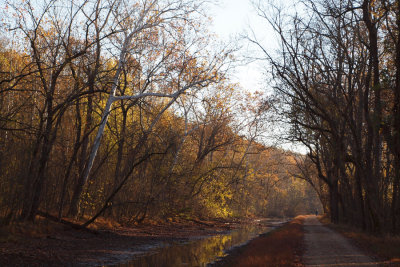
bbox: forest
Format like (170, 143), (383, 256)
(0, 0), (320, 229)
(251, 0), (400, 234)
(0, 0), (399, 238)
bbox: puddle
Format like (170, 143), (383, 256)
(111, 219), (284, 267)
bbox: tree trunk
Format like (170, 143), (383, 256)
(58, 99), (83, 219)
(391, 0), (400, 235)
(329, 179), (339, 224)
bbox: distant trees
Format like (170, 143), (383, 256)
(253, 0), (400, 233)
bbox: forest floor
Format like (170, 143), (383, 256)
(0, 217), (239, 266)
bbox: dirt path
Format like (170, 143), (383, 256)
(303, 215), (382, 266)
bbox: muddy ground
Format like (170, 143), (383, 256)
(0, 219), (239, 266)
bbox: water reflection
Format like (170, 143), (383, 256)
(114, 219), (282, 267)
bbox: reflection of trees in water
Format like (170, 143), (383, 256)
(124, 225), (270, 266)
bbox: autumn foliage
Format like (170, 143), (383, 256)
(0, 0), (320, 227)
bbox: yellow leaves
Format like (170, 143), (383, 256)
(369, 0), (386, 19)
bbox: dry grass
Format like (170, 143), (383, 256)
(219, 216), (305, 267)
(319, 216), (400, 264)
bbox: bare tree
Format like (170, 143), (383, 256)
(250, 0), (400, 233)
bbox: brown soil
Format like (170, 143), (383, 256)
(212, 216), (305, 267)
(0, 218), (237, 266)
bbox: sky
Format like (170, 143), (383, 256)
(209, 0), (307, 153)
(210, 0), (269, 94)
(212, 0), (255, 40)
(209, 0), (297, 94)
